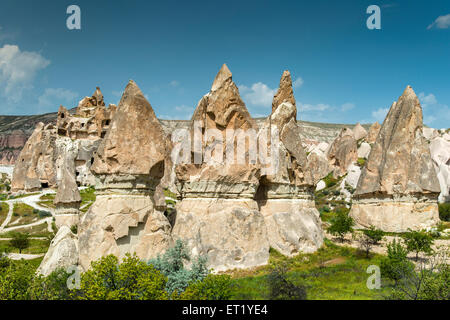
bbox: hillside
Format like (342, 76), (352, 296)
(1, 111), (371, 165)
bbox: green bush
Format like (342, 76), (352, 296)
(73, 253), (168, 300)
(380, 239), (414, 285)
(9, 232), (30, 253)
(328, 210), (354, 242)
(403, 229), (434, 261)
(37, 210), (52, 218)
(266, 263), (307, 300)
(323, 173), (338, 188)
(438, 203), (450, 222)
(362, 226), (384, 245)
(149, 239), (208, 296)
(179, 274), (233, 300)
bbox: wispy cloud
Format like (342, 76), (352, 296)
(239, 82), (276, 108)
(293, 77), (304, 89)
(427, 14), (450, 30)
(371, 107), (389, 122)
(169, 80), (179, 87)
(419, 91), (450, 127)
(38, 88), (78, 110)
(0, 44), (50, 102)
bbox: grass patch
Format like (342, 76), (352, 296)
(37, 200), (56, 209)
(9, 203), (37, 226)
(164, 188), (177, 199)
(0, 202), (9, 226)
(8, 192), (40, 200)
(229, 240), (392, 300)
(2, 222), (53, 237)
(0, 238), (50, 254)
(39, 194), (55, 201)
(356, 158), (366, 167)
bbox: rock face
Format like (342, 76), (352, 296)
(37, 226), (79, 276)
(57, 87), (115, 140)
(172, 65), (270, 271)
(256, 71), (323, 257)
(353, 123), (368, 141)
(367, 122), (381, 144)
(54, 157), (81, 228)
(173, 67), (323, 270)
(78, 80), (172, 270)
(350, 86), (441, 232)
(357, 142), (371, 159)
(11, 123), (57, 192)
(0, 130), (28, 165)
(429, 136), (450, 203)
(326, 127), (358, 177)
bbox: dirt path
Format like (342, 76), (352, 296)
(0, 189), (56, 234)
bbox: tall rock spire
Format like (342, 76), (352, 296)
(350, 86), (441, 232)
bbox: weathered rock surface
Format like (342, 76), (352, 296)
(11, 123), (57, 191)
(173, 65), (271, 271)
(255, 71), (323, 257)
(172, 199), (269, 272)
(357, 142), (371, 159)
(350, 86), (441, 232)
(367, 121), (381, 144)
(353, 123), (368, 141)
(430, 137), (450, 203)
(326, 127), (358, 177)
(78, 80), (172, 270)
(37, 226), (79, 276)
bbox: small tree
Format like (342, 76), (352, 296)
(380, 239), (414, 285)
(267, 263), (307, 300)
(403, 229), (434, 261)
(9, 232), (30, 254)
(328, 210), (354, 242)
(362, 226), (384, 245)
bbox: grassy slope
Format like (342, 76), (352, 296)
(230, 240), (392, 300)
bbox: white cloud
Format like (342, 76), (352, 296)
(38, 88), (78, 108)
(418, 91), (450, 127)
(169, 80), (179, 87)
(427, 14), (450, 30)
(341, 103), (355, 112)
(293, 77), (304, 89)
(0, 44), (50, 102)
(371, 107), (389, 122)
(239, 82), (276, 107)
(299, 103), (332, 112)
(418, 92), (437, 107)
(160, 105), (194, 120)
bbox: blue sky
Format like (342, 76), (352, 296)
(0, 0), (449, 128)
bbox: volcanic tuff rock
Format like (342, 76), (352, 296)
(326, 127), (358, 177)
(78, 80), (172, 270)
(353, 123), (368, 141)
(37, 226), (79, 276)
(173, 64), (270, 270)
(429, 136), (450, 203)
(367, 121), (381, 144)
(256, 71), (323, 257)
(11, 123), (57, 192)
(350, 86), (441, 232)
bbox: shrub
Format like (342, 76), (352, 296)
(70, 225), (78, 234)
(30, 268), (73, 300)
(266, 263), (307, 300)
(438, 203), (450, 222)
(0, 260), (35, 299)
(149, 240), (209, 296)
(323, 173), (338, 188)
(73, 254), (168, 300)
(328, 210), (354, 242)
(179, 274), (233, 300)
(356, 158), (366, 167)
(38, 210), (52, 218)
(403, 229), (434, 261)
(380, 239), (414, 285)
(362, 226), (384, 245)
(9, 232), (30, 253)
